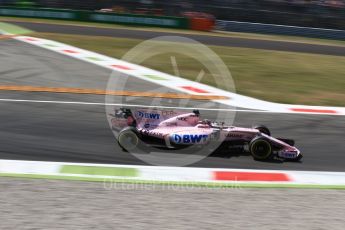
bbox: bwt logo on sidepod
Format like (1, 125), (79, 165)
(136, 111), (161, 120)
(172, 134), (208, 144)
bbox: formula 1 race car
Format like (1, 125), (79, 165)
(109, 108), (302, 161)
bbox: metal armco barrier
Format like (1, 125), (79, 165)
(216, 20), (345, 40)
(0, 7), (189, 29)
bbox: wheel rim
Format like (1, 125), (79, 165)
(118, 131), (139, 151)
(251, 140), (272, 159)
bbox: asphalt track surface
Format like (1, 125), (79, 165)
(6, 20), (345, 56)
(1, 39), (345, 171)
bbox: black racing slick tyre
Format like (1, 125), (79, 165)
(249, 137), (273, 161)
(117, 127), (140, 152)
(252, 125), (271, 136)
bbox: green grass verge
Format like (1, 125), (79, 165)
(1, 173), (345, 189)
(1, 16), (345, 47)
(32, 32), (345, 106)
(0, 21), (33, 34)
(60, 165), (138, 177)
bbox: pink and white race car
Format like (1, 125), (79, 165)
(109, 108), (302, 161)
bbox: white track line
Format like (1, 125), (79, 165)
(1, 29), (344, 116)
(10, 35), (345, 116)
(0, 98), (339, 115)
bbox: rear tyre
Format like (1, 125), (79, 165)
(252, 125), (271, 136)
(249, 137), (273, 161)
(117, 127), (140, 152)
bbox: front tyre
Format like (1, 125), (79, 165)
(252, 125), (271, 136)
(117, 127), (140, 152)
(249, 137), (273, 161)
